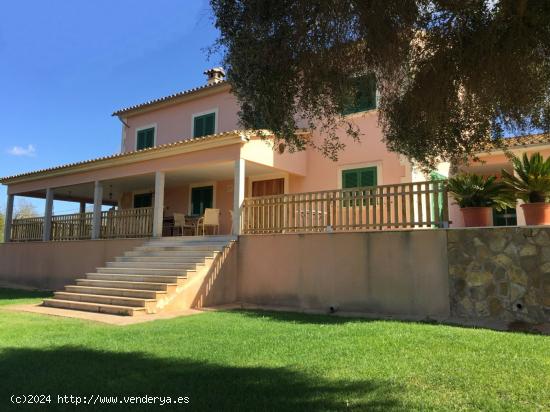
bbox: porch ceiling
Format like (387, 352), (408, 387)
(14, 160), (284, 204)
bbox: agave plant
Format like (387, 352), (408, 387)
(447, 173), (512, 210)
(501, 152), (550, 203)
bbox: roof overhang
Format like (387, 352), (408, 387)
(0, 131), (247, 186)
(112, 81), (230, 118)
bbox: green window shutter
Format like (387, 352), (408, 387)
(342, 167), (377, 206)
(360, 168), (377, 187)
(342, 74), (377, 115)
(204, 113), (215, 135)
(193, 113), (216, 137)
(342, 167), (377, 189)
(193, 116), (204, 138)
(342, 170), (358, 189)
(137, 128), (155, 150)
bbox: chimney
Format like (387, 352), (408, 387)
(204, 67), (226, 85)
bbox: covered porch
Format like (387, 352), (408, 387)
(1, 131), (306, 242)
(3, 159), (294, 242)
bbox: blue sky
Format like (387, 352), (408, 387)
(0, 0), (220, 215)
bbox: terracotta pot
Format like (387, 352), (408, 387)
(461, 207), (493, 227)
(521, 203), (550, 226)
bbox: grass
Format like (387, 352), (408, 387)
(0, 288), (548, 411)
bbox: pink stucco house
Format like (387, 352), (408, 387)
(2, 68), (549, 316)
(1, 68), (549, 242)
(1, 68), (429, 242)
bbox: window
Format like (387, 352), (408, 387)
(341, 74), (377, 115)
(191, 186), (213, 215)
(136, 127), (155, 150)
(342, 167), (377, 206)
(493, 207), (517, 226)
(193, 112), (216, 138)
(342, 167), (377, 189)
(133, 193), (153, 208)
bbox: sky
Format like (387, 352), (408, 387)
(0, 0), (221, 215)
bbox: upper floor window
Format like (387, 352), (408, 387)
(341, 74), (377, 115)
(193, 112), (216, 138)
(136, 127), (155, 150)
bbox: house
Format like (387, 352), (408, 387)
(1, 68), (434, 242)
(1, 68), (549, 242)
(2, 68), (548, 318)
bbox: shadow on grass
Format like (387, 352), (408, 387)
(231, 308), (366, 325)
(0, 288), (52, 306)
(225, 309), (548, 335)
(0, 347), (404, 412)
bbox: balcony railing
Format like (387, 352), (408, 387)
(241, 180), (449, 234)
(9, 207), (153, 242)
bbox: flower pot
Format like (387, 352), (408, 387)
(461, 207), (493, 227)
(521, 202), (550, 226)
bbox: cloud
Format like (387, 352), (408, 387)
(7, 144), (36, 157)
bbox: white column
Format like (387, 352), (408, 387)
(92, 181), (103, 239)
(152, 171), (165, 238)
(233, 158), (245, 235)
(3, 194), (14, 242)
(42, 188), (54, 241)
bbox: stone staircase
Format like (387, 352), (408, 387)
(42, 236), (236, 316)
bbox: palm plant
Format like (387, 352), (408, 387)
(501, 152), (550, 203)
(447, 174), (512, 210)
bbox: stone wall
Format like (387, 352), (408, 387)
(447, 227), (550, 324)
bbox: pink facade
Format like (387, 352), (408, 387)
(123, 85), (409, 195)
(4, 73), (549, 237)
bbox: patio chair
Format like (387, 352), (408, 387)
(173, 213), (195, 236)
(196, 208), (220, 235)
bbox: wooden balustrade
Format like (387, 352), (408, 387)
(51, 212), (93, 241)
(10, 208), (153, 241)
(100, 207), (153, 238)
(10, 217), (44, 242)
(241, 180), (449, 234)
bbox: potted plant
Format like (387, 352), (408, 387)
(447, 173), (511, 227)
(501, 152), (550, 225)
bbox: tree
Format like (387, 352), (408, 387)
(13, 199), (38, 219)
(211, 0), (550, 169)
(0, 209), (4, 243)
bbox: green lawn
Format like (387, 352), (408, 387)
(0, 288), (548, 411)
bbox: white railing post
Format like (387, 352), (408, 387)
(152, 171), (165, 238)
(92, 181), (103, 239)
(43, 188), (54, 241)
(233, 158), (245, 235)
(3, 194), (14, 242)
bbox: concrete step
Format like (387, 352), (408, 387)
(86, 273), (186, 284)
(65, 285), (165, 299)
(136, 243), (228, 251)
(124, 250), (218, 258)
(149, 235), (236, 243)
(105, 261), (198, 270)
(96, 267), (189, 276)
(75, 279), (176, 292)
(43, 298), (146, 316)
(116, 256), (209, 263)
(54, 291), (156, 309)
